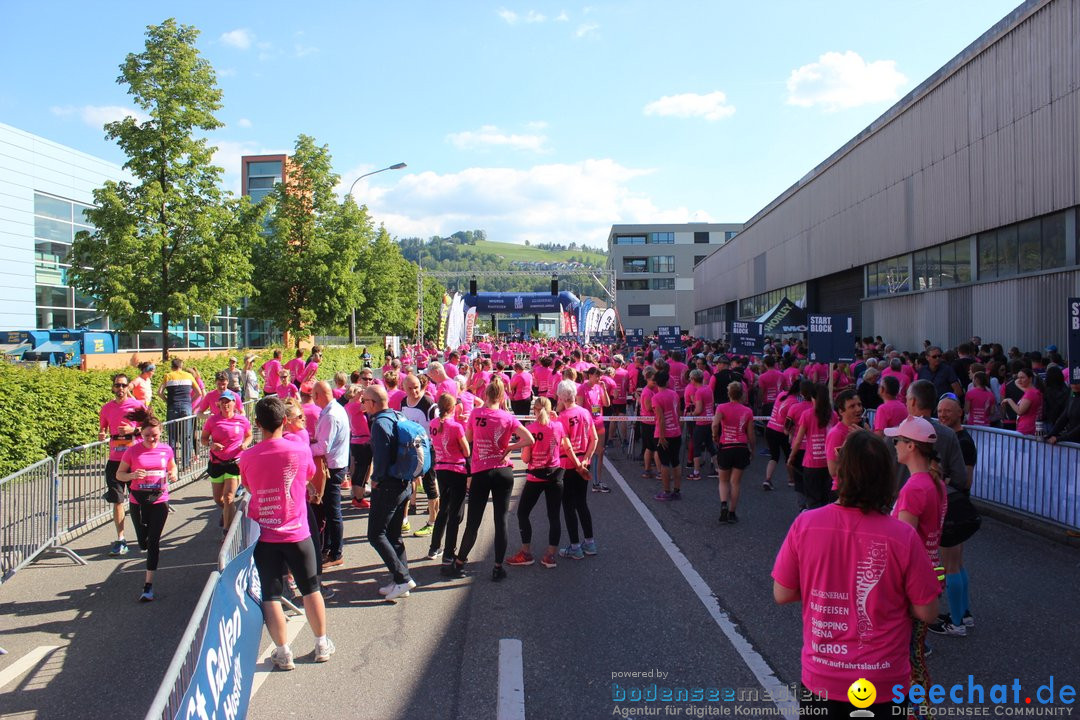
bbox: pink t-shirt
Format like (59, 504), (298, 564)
(525, 419), (566, 478)
(283, 427), (312, 455)
(204, 413), (251, 462)
(892, 471), (948, 569)
(581, 382), (607, 427)
(120, 441), (173, 502)
(534, 366), (554, 395)
(303, 360), (319, 383)
(435, 378), (459, 400)
(277, 383), (300, 402)
(716, 401), (752, 445)
(333, 386), (346, 399)
(262, 359), (281, 393)
(468, 407), (518, 473)
(387, 389), (406, 411)
(456, 391), (479, 423)
(785, 399), (812, 434)
(783, 366), (801, 389)
(758, 369), (786, 405)
(797, 408), (835, 469)
(239, 437), (315, 543)
(445, 363), (459, 379)
(965, 386), (995, 426)
(285, 357), (305, 381)
(558, 404), (593, 470)
(825, 422), (852, 489)
(771, 504), (942, 700)
(881, 368), (911, 398)
(1016, 387), (1043, 435)
(639, 386), (656, 425)
(345, 401), (370, 444)
(613, 368), (629, 404)
(509, 371), (533, 401)
(431, 416), (467, 472)
(873, 399), (908, 433)
(652, 388), (681, 439)
(692, 384), (716, 426)
(767, 394), (795, 433)
(302, 402), (320, 436)
(100, 398), (145, 461)
(668, 361), (689, 395)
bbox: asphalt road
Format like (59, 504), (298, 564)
(3, 440), (1079, 720)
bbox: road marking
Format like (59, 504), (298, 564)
(247, 613), (308, 698)
(497, 638), (525, 720)
(605, 459), (798, 718)
(0, 645), (59, 692)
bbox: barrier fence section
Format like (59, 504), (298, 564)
(0, 458), (59, 582)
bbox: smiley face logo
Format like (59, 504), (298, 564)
(847, 678), (876, 708)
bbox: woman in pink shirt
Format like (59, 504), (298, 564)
(783, 380), (815, 501)
(428, 393), (471, 568)
(763, 385), (797, 491)
(240, 396), (334, 670)
(578, 367), (611, 493)
(964, 371), (995, 426)
(652, 369), (683, 501)
(788, 385), (836, 510)
(507, 397), (579, 569)
(711, 382), (754, 523)
(508, 361), (534, 416)
(200, 390), (253, 532)
(116, 407), (176, 602)
(886, 416), (948, 717)
(638, 367), (658, 480)
(556, 379), (598, 560)
(450, 378), (534, 581)
(773, 430), (940, 716)
(1001, 367), (1043, 435)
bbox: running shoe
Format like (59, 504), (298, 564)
(581, 540), (598, 556)
(445, 563), (470, 578)
(687, 471), (701, 480)
(314, 637), (336, 663)
(413, 523), (434, 537)
(641, 470), (656, 479)
(384, 581), (415, 601)
(728, 511), (739, 524)
(426, 548), (443, 560)
(762, 480), (774, 491)
(351, 497), (370, 510)
(670, 489), (682, 500)
(758, 447), (771, 456)
(506, 550), (535, 566)
(286, 576), (299, 596)
(558, 545), (585, 560)
(323, 556), (344, 569)
(270, 646), (295, 671)
(492, 566), (507, 581)
(927, 620), (967, 637)
(321, 586), (336, 601)
(962, 611), (975, 628)
(592, 482), (612, 493)
(109, 540), (128, 556)
(401, 519), (412, 534)
(340, 477), (351, 491)
(379, 579), (417, 596)
(654, 491), (673, 501)
(139, 588), (155, 602)
(718, 502), (729, 524)
(540, 552), (557, 568)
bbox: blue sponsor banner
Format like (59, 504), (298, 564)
(656, 325), (681, 351)
(1069, 297), (1080, 383)
(807, 314), (855, 364)
(729, 321), (763, 356)
(175, 542), (263, 720)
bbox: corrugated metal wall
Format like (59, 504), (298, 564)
(694, 0), (1080, 344)
(864, 268), (1080, 349)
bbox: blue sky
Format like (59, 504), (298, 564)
(1, 0), (1022, 248)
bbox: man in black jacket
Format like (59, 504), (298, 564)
(1047, 377), (1080, 444)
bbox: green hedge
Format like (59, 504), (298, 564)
(0, 345), (384, 478)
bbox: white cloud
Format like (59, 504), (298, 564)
(525, 120), (548, 130)
(51, 104), (149, 127)
(497, 8), (546, 24)
(786, 51), (908, 111)
(236, 118), (252, 128)
(555, 11), (569, 21)
(220, 28), (254, 50)
(342, 159), (713, 249)
(446, 125), (549, 153)
(294, 44), (319, 58)
(575, 23), (599, 37)
(643, 91), (735, 121)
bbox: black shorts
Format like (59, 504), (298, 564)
(764, 427), (790, 463)
(104, 460), (128, 504)
(610, 403), (627, 416)
(692, 425), (715, 458)
(510, 399), (532, 417)
(207, 458), (240, 481)
(351, 443), (373, 481)
(656, 436), (681, 468)
(421, 466), (438, 499)
(716, 445), (751, 471)
(254, 537), (320, 601)
(640, 423), (657, 452)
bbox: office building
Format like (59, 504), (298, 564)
(608, 223), (742, 334)
(694, 0), (1079, 350)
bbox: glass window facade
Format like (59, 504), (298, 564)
(31, 191), (274, 350)
(245, 159), (283, 205)
(614, 235), (645, 245)
(628, 304), (651, 316)
(737, 283), (807, 320)
(648, 232), (674, 244)
(650, 255), (675, 273)
(694, 232), (709, 244)
(623, 257), (648, 273)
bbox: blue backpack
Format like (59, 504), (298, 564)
(382, 410), (433, 481)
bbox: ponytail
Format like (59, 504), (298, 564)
(126, 406), (161, 428)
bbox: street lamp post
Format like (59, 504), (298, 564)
(347, 162), (407, 345)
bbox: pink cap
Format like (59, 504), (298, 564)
(883, 416), (937, 443)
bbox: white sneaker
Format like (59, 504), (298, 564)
(314, 638), (336, 663)
(270, 646), (295, 671)
(378, 579), (416, 596)
(384, 581), (415, 601)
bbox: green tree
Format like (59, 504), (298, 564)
(354, 226), (415, 336)
(69, 19), (260, 360)
(248, 134), (370, 345)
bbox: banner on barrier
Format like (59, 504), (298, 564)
(176, 543), (263, 720)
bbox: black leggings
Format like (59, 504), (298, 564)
(457, 466), (514, 565)
(254, 537), (320, 601)
(562, 468), (594, 544)
(518, 472), (563, 546)
(433, 469), (468, 558)
(129, 500), (168, 571)
(765, 427), (790, 463)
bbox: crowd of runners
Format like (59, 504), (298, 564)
(94, 331), (1079, 711)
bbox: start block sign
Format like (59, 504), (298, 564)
(657, 325), (681, 350)
(1069, 298), (1080, 383)
(807, 314), (855, 364)
(729, 321), (763, 355)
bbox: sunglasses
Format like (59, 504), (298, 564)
(928, 354), (942, 359)
(113, 383), (128, 388)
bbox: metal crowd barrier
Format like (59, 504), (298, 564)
(966, 426), (1080, 530)
(0, 458), (66, 582)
